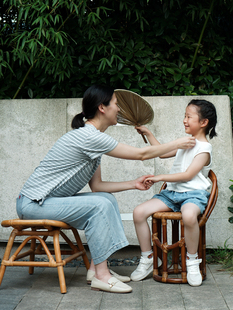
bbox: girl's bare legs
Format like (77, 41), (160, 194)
(181, 203), (202, 287)
(131, 198), (171, 281)
(181, 203), (200, 254)
(133, 198), (171, 252)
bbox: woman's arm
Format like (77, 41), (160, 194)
(89, 165), (154, 193)
(135, 125), (177, 158)
(144, 152), (210, 184)
(106, 136), (195, 161)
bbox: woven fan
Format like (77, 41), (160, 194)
(114, 89), (154, 143)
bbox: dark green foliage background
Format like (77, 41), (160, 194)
(1, 0), (233, 124)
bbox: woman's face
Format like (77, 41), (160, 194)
(103, 93), (120, 125)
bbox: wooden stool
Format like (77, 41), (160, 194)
(152, 170), (218, 284)
(0, 219), (90, 293)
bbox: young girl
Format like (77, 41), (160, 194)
(131, 99), (217, 287)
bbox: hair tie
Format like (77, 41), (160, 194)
(81, 112), (85, 117)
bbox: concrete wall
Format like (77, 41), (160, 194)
(1, 96), (233, 248)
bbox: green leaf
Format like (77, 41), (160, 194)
(229, 216), (233, 224)
(184, 68), (193, 74)
(123, 80), (131, 89)
(228, 207), (233, 214)
(166, 68), (175, 75)
(28, 88), (33, 98)
(174, 74), (182, 82)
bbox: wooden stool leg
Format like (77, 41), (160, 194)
(0, 229), (17, 285)
(29, 228), (36, 275)
(53, 230), (67, 294)
(199, 225), (206, 279)
(172, 220), (180, 273)
(161, 218), (168, 281)
(180, 219), (187, 282)
(152, 218), (159, 274)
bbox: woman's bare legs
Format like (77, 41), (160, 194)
(133, 198), (171, 252)
(89, 259), (111, 283)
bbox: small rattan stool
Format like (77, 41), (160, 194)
(0, 219), (90, 293)
(152, 169), (218, 284)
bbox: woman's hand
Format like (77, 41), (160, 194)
(176, 136), (196, 149)
(134, 175), (155, 190)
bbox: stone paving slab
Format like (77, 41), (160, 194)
(0, 264), (232, 310)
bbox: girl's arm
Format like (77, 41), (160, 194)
(106, 136), (195, 161)
(135, 125), (177, 158)
(135, 125), (161, 146)
(89, 165), (154, 193)
(145, 152), (210, 184)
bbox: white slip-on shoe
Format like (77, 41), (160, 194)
(130, 256), (162, 282)
(86, 269), (131, 284)
(87, 270), (95, 285)
(91, 276), (132, 293)
(186, 258), (202, 287)
(109, 269), (131, 283)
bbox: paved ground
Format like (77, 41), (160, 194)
(0, 246), (233, 310)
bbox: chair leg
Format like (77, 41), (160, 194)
(161, 218), (168, 281)
(172, 220), (180, 273)
(0, 229), (17, 286)
(180, 220), (187, 282)
(53, 230), (67, 294)
(29, 228), (36, 275)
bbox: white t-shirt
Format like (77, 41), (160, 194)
(166, 139), (212, 192)
(21, 124), (118, 203)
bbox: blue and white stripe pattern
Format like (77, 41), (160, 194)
(21, 124), (118, 203)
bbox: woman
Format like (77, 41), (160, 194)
(17, 85), (195, 293)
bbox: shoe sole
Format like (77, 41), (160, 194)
(91, 287), (132, 293)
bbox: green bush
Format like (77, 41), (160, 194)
(1, 0), (233, 126)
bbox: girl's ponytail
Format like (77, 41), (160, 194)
(209, 126), (217, 139)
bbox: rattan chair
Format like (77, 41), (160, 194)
(0, 219), (90, 293)
(152, 169), (218, 284)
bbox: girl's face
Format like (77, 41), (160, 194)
(183, 105), (203, 136)
(103, 93), (120, 125)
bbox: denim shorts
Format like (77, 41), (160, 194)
(152, 189), (210, 214)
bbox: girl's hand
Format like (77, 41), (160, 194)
(135, 125), (150, 137)
(134, 175), (154, 190)
(144, 175), (162, 186)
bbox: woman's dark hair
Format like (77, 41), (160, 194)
(188, 99), (217, 139)
(71, 85), (115, 129)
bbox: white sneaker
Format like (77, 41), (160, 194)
(130, 256), (162, 281)
(186, 258), (202, 286)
